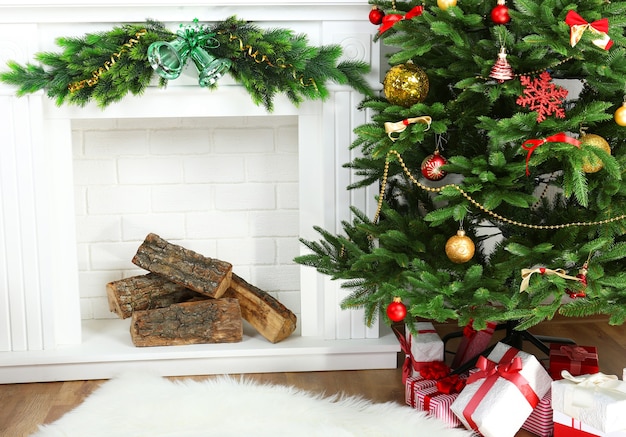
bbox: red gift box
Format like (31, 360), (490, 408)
(521, 390), (553, 437)
(405, 375), (467, 428)
(405, 362), (467, 428)
(451, 320), (497, 368)
(549, 343), (599, 380)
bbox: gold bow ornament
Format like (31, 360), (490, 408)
(384, 115), (432, 141)
(519, 267), (582, 293)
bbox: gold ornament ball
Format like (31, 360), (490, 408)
(383, 62), (429, 107)
(580, 133), (611, 173)
(445, 230), (475, 264)
(437, 0), (458, 10)
(615, 104), (626, 126)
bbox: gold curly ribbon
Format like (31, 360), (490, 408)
(519, 267), (582, 293)
(373, 149), (626, 229)
(68, 29), (147, 93)
(220, 31), (319, 92)
(384, 116), (432, 141)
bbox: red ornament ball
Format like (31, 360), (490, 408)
(387, 298), (407, 322)
(421, 150), (448, 181)
(369, 6), (385, 25)
(491, 4), (511, 24)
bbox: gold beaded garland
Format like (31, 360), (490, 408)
(373, 149), (626, 230)
(383, 62), (429, 107)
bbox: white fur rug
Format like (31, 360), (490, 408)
(32, 372), (475, 437)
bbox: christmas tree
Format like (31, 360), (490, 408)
(296, 0), (626, 333)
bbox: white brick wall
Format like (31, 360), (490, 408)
(72, 116), (300, 322)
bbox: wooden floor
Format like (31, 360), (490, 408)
(2, 315), (625, 437)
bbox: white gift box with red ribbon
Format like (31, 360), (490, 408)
(554, 410), (626, 436)
(406, 322), (444, 375)
(450, 342), (552, 437)
(552, 371), (626, 433)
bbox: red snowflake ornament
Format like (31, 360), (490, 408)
(516, 71), (568, 122)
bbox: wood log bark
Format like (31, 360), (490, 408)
(132, 233), (232, 299)
(106, 273), (206, 319)
(130, 298), (243, 347)
(222, 274), (297, 343)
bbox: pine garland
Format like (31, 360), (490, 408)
(0, 16), (372, 110)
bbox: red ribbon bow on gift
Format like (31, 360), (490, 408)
(463, 320), (477, 340)
(379, 6), (424, 34)
(420, 361), (451, 380)
(467, 355), (524, 384)
(521, 133), (581, 176)
(565, 10), (613, 50)
(560, 345), (595, 361)
(436, 374), (467, 394)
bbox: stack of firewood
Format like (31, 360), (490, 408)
(106, 233), (297, 347)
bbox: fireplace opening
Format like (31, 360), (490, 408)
(72, 115), (301, 332)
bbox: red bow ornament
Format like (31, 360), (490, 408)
(521, 133), (581, 176)
(565, 10), (613, 50)
(379, 6), (424, 34)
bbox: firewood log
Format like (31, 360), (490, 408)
(130, 298), (243, 347)
(106, 273), (206, 319)
(132, 233), (232, 298)
(223, 274), (296, 343)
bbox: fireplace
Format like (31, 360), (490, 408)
(0, 1), (399, 383)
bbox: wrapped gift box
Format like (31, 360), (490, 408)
(406, 321), (444, 375)
(552, 371), (626, 433)
(554, 410), (626, 437)
(450, 342), (553, 437)
(405, 368), (468, 428)
(451, 320), (497, 368)
(406, 374), (436, 408)
(521, 390), (553, 437)
(549, 344), (599, 380)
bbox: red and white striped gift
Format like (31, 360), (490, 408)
(405, 371), (468, 428)
(522, 390), (553, 437)
(416, 382), (464, 427)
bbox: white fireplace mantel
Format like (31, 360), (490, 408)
(0, 1), (400, 383)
